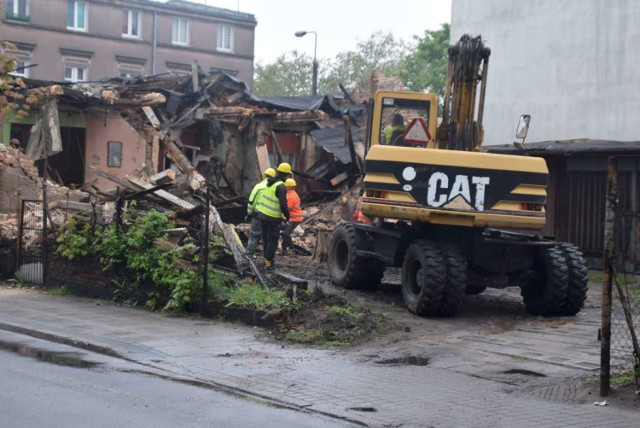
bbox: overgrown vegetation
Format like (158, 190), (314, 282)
(57, 210), (200, 311)
(48, 285), (73, 296)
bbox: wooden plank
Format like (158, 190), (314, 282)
(330, 171), (350, 187)
(149, 169), (176, 184)
(256, 144), (271, 177)
(207, 205), (268, 287)
(126, 175), (196, 211)
(92, 168), (141, 192)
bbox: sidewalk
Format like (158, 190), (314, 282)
(0, 286), (636, 428)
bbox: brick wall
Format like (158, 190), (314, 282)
(47, 254), (114, 298)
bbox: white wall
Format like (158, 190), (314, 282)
(451, 0), (640, 145)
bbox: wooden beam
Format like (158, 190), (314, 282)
(149, 169), (176, 185)
(92, 168), (141, 192)
(126, 175), (196, 211)
(329, 171), (351, 187)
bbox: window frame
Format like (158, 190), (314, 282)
(10, 59), (29, 78)
(64, 65), (87, 82)
(107, 141), (123, 168)
(217, 24), (234, 52)
(171, 17), (189, 45)
(67, 0), (88, 32)
(122, 8), (141, 38)
(6, 0), (30, 21)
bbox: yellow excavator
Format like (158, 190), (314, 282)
(328, 35), (588, 317)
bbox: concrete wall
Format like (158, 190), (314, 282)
(84, 113), (147, 190)
(451, 0), (640, 145)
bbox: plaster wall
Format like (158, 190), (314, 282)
(452, 0), (640, 145)
(84, 114), (146, 191)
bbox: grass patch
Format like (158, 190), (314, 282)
(589, 274), (637, 285)
(47, 285), (73, 296)
(224, 283), (290, 312)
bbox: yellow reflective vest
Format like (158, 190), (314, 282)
(255, 181), (284, 219)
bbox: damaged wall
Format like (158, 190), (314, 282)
(85, 113), (147, 191)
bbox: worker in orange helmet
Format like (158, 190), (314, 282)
(281, 178), (303, 256)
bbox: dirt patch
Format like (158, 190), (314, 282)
(270, 287), (392, 346)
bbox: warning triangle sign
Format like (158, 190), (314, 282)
(402, 118), (431, 145)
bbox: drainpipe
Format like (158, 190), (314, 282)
(152, 10), (157, 74)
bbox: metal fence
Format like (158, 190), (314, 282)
(610, 271), (640, 374)
(17, 199), (47, 286)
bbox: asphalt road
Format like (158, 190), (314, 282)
(0, 331), (357, 428)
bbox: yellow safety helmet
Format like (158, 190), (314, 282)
(264, 167), (276, 178)
(277, 162), (292, 174)
(285, 178), (297, 187)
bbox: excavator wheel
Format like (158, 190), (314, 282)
(328, 223), (385, 291)
(521, 246), (569, 316)
(401, 240), (446, 316)
(558, 243), (589, 315)
(439, 242), (467, 316)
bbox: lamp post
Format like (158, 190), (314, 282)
(294, 30), (318, 96)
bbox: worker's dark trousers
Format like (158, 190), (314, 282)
(281, 221), (301, 252)
(261, 219), (282, 264)
(246, 217), (262, 253)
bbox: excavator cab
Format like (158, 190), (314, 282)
(369, 91), (438, 149)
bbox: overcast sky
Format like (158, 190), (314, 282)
(176, 0), (452, 64)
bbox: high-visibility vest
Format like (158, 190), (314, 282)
(287, 189), (303, 222)
(256, 181), (284, 219)
(247, 179), (268, 215)
(385, 125), (406, 145)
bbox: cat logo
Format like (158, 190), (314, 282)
(426, 172), (490, 212)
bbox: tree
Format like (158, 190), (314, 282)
(1, 38), (40, 119)
(322, 31), (408, 94)
(399, 23), (450, 100)
(253, 50), (319, 96)
(253, 31), (408, 96)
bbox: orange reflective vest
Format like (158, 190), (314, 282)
(287, 189), (303, 222)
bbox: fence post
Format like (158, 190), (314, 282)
(600, 156), (617, 396)
(201, 186), (210, 315)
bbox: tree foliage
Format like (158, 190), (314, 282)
(253, 50), (318, 96)
(398, 23), (450, 98)
(1, 38), (40, 118)
(253, 31), (408, 97)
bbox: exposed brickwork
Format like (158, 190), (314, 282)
(46, 254), (114, 298)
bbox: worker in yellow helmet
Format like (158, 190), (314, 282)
(255, 162), (291, 271)
(245, 167), (276, 255)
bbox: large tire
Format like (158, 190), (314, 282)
(558, 243), (589, 315)
(401, 240), (446, 316)
(328, 223), (384, 290)
(439, 242), (467, 316)
(521, 246), (569, 316)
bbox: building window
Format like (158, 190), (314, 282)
(67, 0), (87, 31)
(64, 66), (86, 82)
(107, 141), (122, 167)
(122, 9), (141, 38)
(10, 59), (29, 77)
(6, 0), (30, 21)
(171, 17), (189, 45)
(217, 24), (233, 52)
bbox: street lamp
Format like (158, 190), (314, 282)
(294, 30), (318, 96)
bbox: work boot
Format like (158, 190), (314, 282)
(264, 260), (274, 272)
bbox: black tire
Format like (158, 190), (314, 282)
(521, 246), (569, 316)
(328, 223), (384, 290)
(465, 286), (487, 295)
(401, 240), (446, 316)
(558, 243), (589, 315)
(439, 242), (466, 316)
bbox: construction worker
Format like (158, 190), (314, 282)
(255, 162), (291, 270)
(245, 167), (276, 254)
(281, 178), (303, 255)
(385, 113), (406, 145)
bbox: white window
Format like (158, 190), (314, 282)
(64, 66), (86, 82)
(7, 0), (29, 19)
(122, 9), (141, 38)
(217, 24), (234, 52)
(171, 17), (189, 45)
(10, 59), (29, 77)
(67, 0), (87, 31)
(119, 64), (144, 78)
